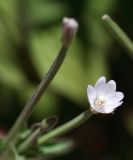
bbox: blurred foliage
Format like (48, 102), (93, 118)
(38, 139), (74, 157)
(0, 0), (133, 159)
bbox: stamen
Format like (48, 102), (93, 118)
(94, 95), (106, 108)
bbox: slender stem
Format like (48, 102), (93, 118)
(18, 128), (41, 154)
(4, 45), (68, 147)
(38, 109), (93, 145)
(102, 14), (133, 57)
(18, 110), (92, 153)
(18, 116), (59, 153)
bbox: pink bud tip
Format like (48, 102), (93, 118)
(62, 17), (78, 47)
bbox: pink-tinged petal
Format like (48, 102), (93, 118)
(102, 80), (116, 95)
(87, 85), (96, 107)
(95, 76), (106, 96)
(90, 105), (109, 114)
(112, 101), (123, 109)
(101, 106), (114, 113)
(91, 100), (123, 114)
(106, 92), (124, 105)
(104, 101), (123, 113)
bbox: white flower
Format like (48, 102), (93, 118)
(87, 76), (124, 114)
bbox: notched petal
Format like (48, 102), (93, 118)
(95, 76), (106, 88)
(106, 92), (124, 105)
(109, 101), (123, 110)
(87, 85), (96, 103)
(115, 92), (124, 101)
(102, 80), (116, 95)
(94, 76), (106, 96)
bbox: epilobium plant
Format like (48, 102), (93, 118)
(0, 15), (129, 159)
(36, 76), (124, 149)
(87, 76), (124, 114)
(4, 17), (78, 149)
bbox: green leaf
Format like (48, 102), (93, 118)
(39, 139), (74, 156)
(3, 145), (26, 160)
(12, 147), (25, 160)
(0, 139), (6, 152)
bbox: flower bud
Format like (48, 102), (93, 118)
(62, 17), (78, 47)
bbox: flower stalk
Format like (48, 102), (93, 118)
(18, 116), (59, 154)
(4, 18), (78, 148)
(4, 46), (68, 148)
(38, 110), (92, 146)
(102, 14), (133, 57)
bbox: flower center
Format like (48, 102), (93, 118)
(94, 95), (106, 108)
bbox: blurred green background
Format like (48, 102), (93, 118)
(0, 0), (133, 159)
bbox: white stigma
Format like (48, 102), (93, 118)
(94, 95), (106, 108)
